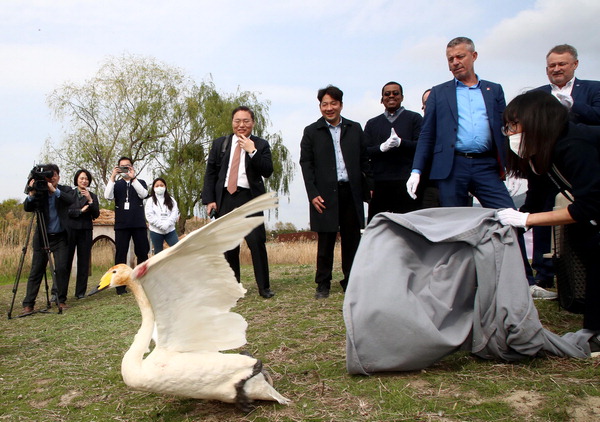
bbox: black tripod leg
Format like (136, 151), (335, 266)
(37, 211), (62, 315)
(7, 214), (36, 319)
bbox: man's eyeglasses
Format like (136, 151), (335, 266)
(383, 90), (401, 97)
(501, 121), (519, 136)
(233, 119), (253, 126)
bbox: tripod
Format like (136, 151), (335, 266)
(8, 208), (63, 319)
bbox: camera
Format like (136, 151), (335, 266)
(25, 165), (54, 195)
(119, 166), (131, 173)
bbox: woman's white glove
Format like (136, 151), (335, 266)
(406, 172), (420, 200)
(497, 208), (530, 228)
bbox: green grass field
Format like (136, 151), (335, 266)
(1, 264), (599, 422)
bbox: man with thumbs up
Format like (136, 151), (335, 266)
(364, 81), (424, 222)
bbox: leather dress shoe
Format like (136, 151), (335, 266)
(20, 306), (34, 316)
(259, 289), (275, 299)
(315, 290), (330, 299)
(58, 303), (68, 310)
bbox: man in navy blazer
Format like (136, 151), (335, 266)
(527, 44), (600, 289)
(407, 37), (551, 299)
(408, 37), (510, 208)
(537, 44), (600, 126)
(202, 106), (275, 298)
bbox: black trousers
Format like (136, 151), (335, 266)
(315, 182), (362, 291)
(114, 227), (149, 293)
(23, 230), (69, 307)
(68, 228), (93, 298)
(220, 188), (270, 292)
(368, 179), (420, 223)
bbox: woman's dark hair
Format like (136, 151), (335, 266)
(150, 178), (174, 210)
(503, 90), (569, 177)
(73, 169), (93, 186)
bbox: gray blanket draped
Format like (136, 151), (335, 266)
(344, 207), (592, 375)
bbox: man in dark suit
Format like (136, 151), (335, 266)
(202, 106), (275, 298)
(407, 37), (553, 299)
(21, 164), (75, 315)
(104, 156), (150, 295)
(364, 81), (423, 222)
(528, 44), (600, 288)
(539, 44), (600, 125)
(300, 85), (371, 299)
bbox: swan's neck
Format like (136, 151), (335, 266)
(122, 279), (154, 370)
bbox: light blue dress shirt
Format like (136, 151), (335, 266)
(455, 79), (492, 153)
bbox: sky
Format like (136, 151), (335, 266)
(1, 0), (599, 230)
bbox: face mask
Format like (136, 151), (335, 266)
(154, 187), (166, 196)
(508, 133), (524, 158)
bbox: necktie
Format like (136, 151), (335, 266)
(227, 143), (242, 194)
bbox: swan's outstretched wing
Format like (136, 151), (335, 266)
(133, 193), (278, 353)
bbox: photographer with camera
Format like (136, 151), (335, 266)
(21, 164), (75, 316)
(104, 156), (149, 295)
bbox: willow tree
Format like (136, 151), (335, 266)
(46, 54), (293, 233)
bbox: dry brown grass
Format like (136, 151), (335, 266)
(0, 211), (333, 280)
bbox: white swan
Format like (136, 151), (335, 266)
(92, 193), (289, 411)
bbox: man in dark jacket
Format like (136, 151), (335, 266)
(364, 81), (423, 221)
(202, 106), (275, 298)
(528, 44), (600, 289)
(21, 164), (75, 315)
(300, 85), (371, 299)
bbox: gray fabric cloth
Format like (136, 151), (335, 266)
(344, 207), (593, 375)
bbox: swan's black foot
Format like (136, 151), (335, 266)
(234, 359), (263, 413)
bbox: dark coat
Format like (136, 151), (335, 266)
(24, 184), (75, 234)
(524, 123), (600, 223)
(412, 79), (507, 180)
(67, 190), (100, 230)
(537, 78), (600, 125)
(202, 134), (273, 213)
(300, 116), (370, 232)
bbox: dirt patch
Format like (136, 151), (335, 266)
(569, 396), (600, 422)
(59, 390), (82, 406)
(503, 390), (544, 419)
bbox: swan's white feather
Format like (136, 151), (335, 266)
(137, 193), (277, 352)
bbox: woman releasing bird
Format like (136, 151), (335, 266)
(92, 193), (289, 411)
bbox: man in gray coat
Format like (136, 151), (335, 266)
(300, 85), (371, 299)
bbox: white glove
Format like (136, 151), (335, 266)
(497, 208), (530, 228)
(380, 128), (401, 152)
(406, 172), (420, 200)
(555, 93), (574, 110)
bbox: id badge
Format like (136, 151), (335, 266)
(124, 201), (130, 210)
